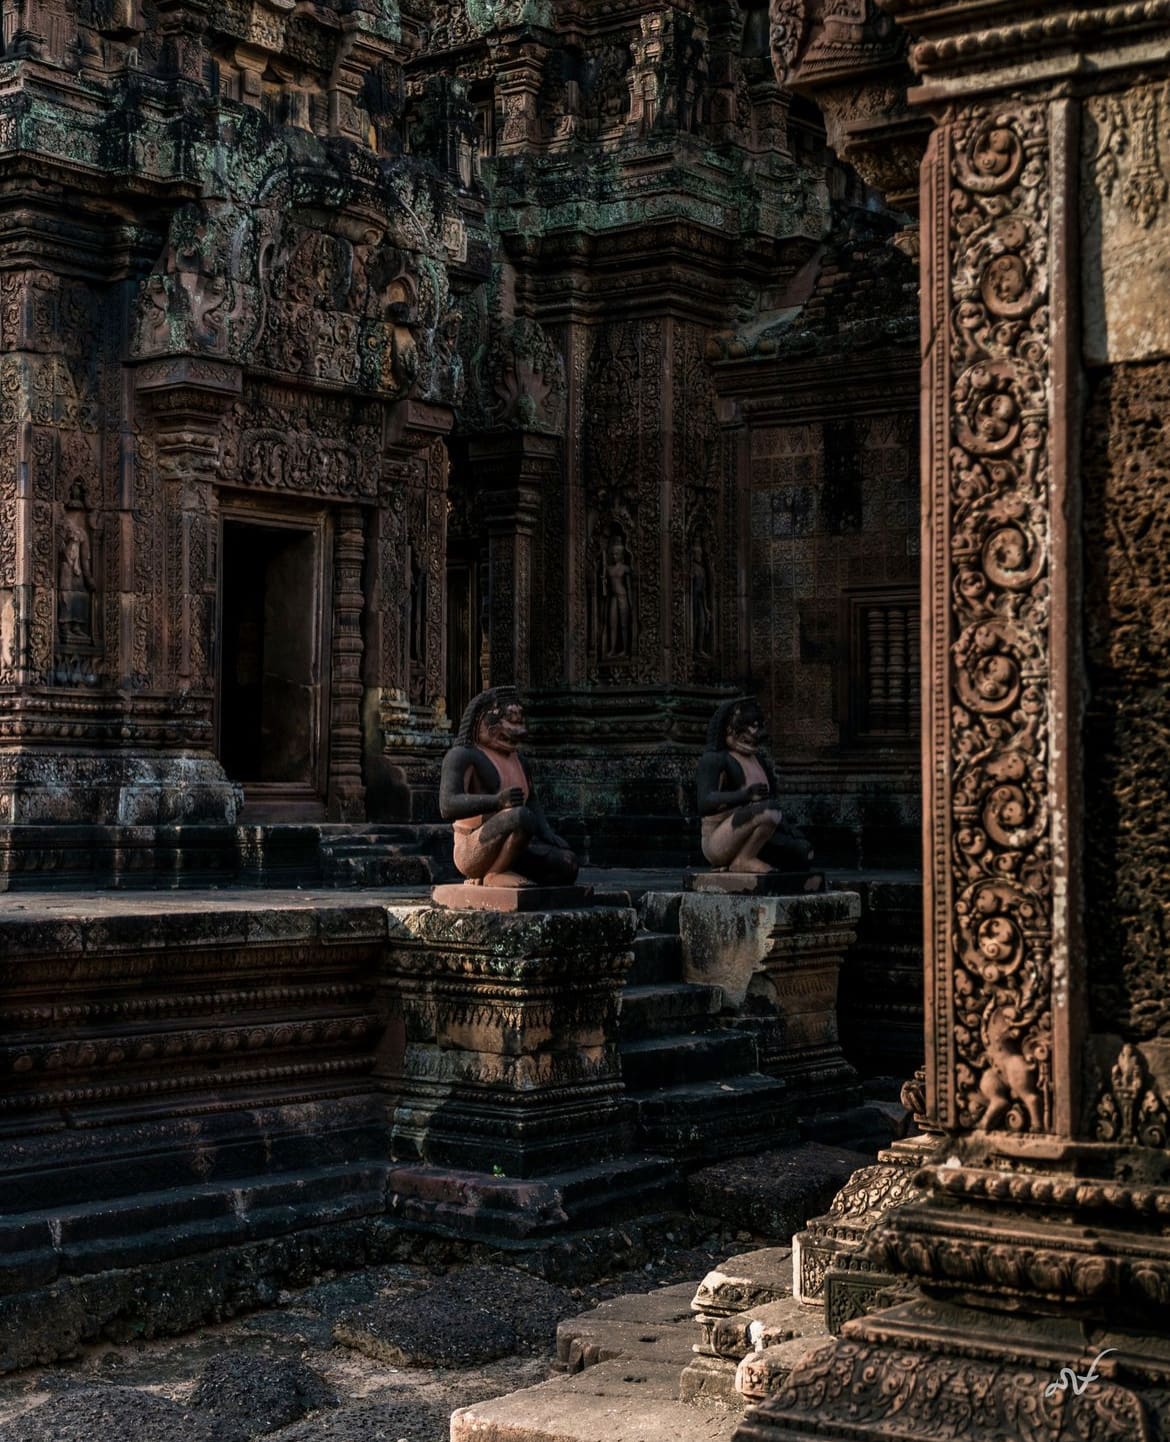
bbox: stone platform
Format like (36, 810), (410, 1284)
(0, 874), (905, 1364)
(683, 871), (825, 895)
(0, 887), (673, 1363)
(0, 822), (452, 891)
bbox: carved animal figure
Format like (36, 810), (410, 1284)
(697, 697), (785, 873)
(439, 687), (578, 888)
(978, 1005), (1045, 1131)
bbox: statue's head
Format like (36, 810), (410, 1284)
(707, 696), (768, 755)
(456, 686), (528, 752)
(608, 537), (627, 563)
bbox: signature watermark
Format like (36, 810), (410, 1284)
(1044, 1348), (1118, 1399)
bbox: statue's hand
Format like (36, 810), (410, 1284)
(747, 782), (770, 802)
(497, 786), (525, 810)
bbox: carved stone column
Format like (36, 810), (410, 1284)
(741, 2), (1170, 1437)
(470, 430), (557, 690)
(372, 401), (453, 822)
(326, 503), (366, 822)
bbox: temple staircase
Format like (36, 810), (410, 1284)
(616, 897), (795, 1162)
(317, 824), (448, 887)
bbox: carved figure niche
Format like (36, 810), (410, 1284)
(55, 477), (101, 681)
(594, 527), (638, 667)
(687, 531), (715, 662)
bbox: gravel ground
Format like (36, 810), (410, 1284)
(0, 1229), (743, 1442)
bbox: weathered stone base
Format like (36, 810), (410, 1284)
(735, 1298), (1170, 1442)
(679, 890), (861, 1120)
(0, 751), (243, 828)
(383, 903), (639, 1177)
(0, 889), (682, 1366)
(680, 1352), (741, 1405)
(386, 1156), (676, 1241)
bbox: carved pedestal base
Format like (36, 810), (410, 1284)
(792, 1136), (934, 1308)
(737, 1297), (1170, 1442)
(684, 871), (826, 896)
(381, 904), (643, 1179)
(740, 1142), (1170, 1439)
(431, 883), (593, 912)
(679, 892), (861, 1117)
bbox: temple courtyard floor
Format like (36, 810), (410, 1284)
(0, 1153), (866, 1442)
(0, 868), (913, 1439)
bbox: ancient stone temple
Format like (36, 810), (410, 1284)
(0, 0), (922, 888)
(0, 0), (475, 883)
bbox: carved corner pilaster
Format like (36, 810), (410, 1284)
(469, 429), (558, 689)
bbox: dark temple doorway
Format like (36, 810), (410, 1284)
(219, 516), (328, 819)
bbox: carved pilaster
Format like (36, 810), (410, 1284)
(135, 358), (241, 697)
(326, 504), (366, 822)
(470, 431), (557, 690)
(492, 35), (548, 154)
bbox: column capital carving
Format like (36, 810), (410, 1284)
(770, 0), (926, 215)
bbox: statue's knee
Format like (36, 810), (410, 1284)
(509, 805), (537, 836)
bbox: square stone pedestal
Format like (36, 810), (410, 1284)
(431, 883), (593, 912)
(380, 903), (673, 1237)
(683, 872), (826, 896)
(679, 891), (861, 1118)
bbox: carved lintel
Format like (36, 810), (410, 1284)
(385, 398), (455, 451)
(133, 355), (244, 400)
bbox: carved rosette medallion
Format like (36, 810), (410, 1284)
(933, 102), (1056, 1135)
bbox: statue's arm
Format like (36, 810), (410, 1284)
(439, 747), (500, 821)
(697, 751), (755, 816)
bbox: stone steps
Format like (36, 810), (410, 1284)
(619, 1032), (760, 1090)
(452, 1245), (832, 1441)
(626, 1078), (794, 1161)
(618, 904), (794, 1161)
(0, 1158), (393, 1288)
(452, 1358), (738, 1442)
(318, 825), (439, 887)
(627, 930), (685, 985)
(619, 982), (721, 1037)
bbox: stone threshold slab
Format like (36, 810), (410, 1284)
(451, 1358), (739, 1442)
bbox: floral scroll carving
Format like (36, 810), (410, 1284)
(746, 1336), (1155, 1442)
(945, 104), (1054, 1134)
(769, 0), (809, 85)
